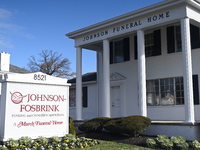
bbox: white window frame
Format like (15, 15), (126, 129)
(147, 77), (184, 106)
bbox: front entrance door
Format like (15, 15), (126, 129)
(111, 86), (121, 118)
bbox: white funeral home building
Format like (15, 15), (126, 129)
(67, 0), (200, 140)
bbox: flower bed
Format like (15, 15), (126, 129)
(0, 134), (99, 150)
(146, 135), (200, 150)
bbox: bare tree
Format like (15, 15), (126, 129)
(27, 50), (75, 79)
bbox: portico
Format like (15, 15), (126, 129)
(67, 0), (200, 140)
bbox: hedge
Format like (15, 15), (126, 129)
(78, 117), (110, 132)
(103, 115), (151, 136)
(78, 115), (151, 136)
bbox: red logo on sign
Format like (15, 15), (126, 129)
(10, 92), (27, 104)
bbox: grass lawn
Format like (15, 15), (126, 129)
(73, 140), (151, 150)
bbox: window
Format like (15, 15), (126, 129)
(82, 87), (88, 107)
(147, 75), (199, 106)
(160, 78), (175, 105)
(134, 29), (161, 59)
(167, 24), (200, 53)
(69, 87), (88, 108)
(175, 26), (182, 52)
(114, 40), (124, 63)
(110, 37), (130, 64)
(190, 24), (200, 49)
(145, 33), (154, 57)
(167, 25), (182, 53)
(146, 80), (160, 105)
(193, 75), (199, 104)
(175, 77), (184, 104)
(69, 88), (76, 107)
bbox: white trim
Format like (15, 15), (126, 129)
(110, 72), (126, 81)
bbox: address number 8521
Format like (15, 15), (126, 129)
(33, 74), (46, 81)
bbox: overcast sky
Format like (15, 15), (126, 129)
(0, 0), (163, 75)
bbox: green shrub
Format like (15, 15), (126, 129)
(1, 134), (99, 149)
(49, 136), (61, 145)
(32, 136), (48, 149)
(146, 138), (157, 148)
(18, 136), (32, 148)
(155, 135), (169, 145)
(69, 117), (76, 136)
(147, 135), (190, 150)
(192, 140), (200, 150)
(178, 142), (189, 150)
(0, 145), (7, 150)
(171, 136), (189, 150)
(63, 134), (76, 141)
(78, 117), (110, 132)
(160, 138), (174, 150)
(34, 136), (48, 146)
(103, 115), (151, 136)
(155, 135), (174, 149)
(5, 138), (19, 149)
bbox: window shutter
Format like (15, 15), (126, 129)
(167, 26), (175, 53)
(154, 29), (161, 56)
(134, 35), (138, 59)
(193, 75), (199, 105)
(82, 87), (88, 107)
(110, 42), (113, 64)
(190, 24), (200, 49)
(123, 37), (130, 61)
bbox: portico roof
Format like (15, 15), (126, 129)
(66, 0), (199, 39)
(66, 0), (200, 51)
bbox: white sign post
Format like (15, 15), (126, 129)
(0, 72), (70, 141)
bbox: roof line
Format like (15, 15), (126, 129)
(66, 0), (186, 39)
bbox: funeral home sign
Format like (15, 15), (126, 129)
(0, 72), (70, 141)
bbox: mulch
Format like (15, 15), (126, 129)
(77, 131), (195, 150)
(77, 131), (154, 149)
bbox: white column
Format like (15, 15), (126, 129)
(102, 39), (111, 117)
(76, 47), (83, 120)
(137, 30), (147, 117)
(181, 18), (195, 123)
(97, 51), (103, 117)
